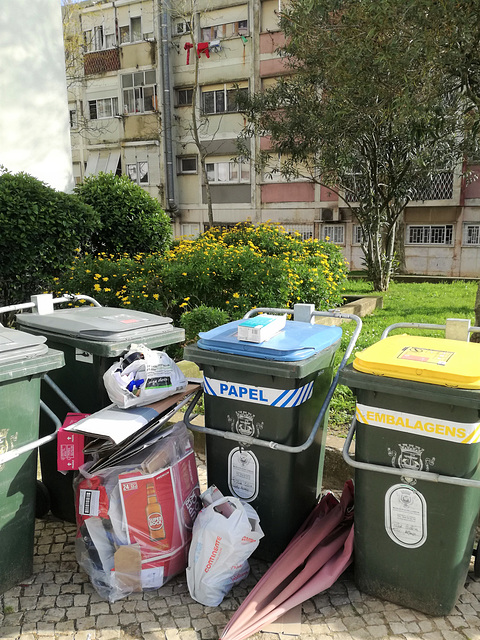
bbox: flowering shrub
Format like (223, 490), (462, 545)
(162, 223), (348, 318)
(53, 224), (348, 326)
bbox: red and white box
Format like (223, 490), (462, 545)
(57, 413), (89, 471)
(118, 450), (200, 588)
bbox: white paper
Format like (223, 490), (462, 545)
(64, 405), (159, 445)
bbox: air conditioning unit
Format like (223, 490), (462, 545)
(318, 208), (333, 222)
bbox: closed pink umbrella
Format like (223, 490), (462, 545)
(220, 480), (354, 640)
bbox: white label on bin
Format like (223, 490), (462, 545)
(228, 448), (259, 502)
(79, 489), (100, 516)
(204, 377), (314, 407)
(75, 348), (94, 364)
(385, 484), (427, 548)
(356, 403), (480, 445)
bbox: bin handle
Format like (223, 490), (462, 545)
(183, 308), (363, 453)
(0, 400), (63, 466)
(342, 416), (480, 488)
(0, 293), (102, 319)
(381, 321), (480, 340)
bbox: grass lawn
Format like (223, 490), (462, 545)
(328, 279), (478, 436)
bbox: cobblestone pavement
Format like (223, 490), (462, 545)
(2, 457), (480, 640)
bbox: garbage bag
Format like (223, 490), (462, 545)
(103, 343), (187, 408)
(186, 489), (264, 607)
(74, 423), (201, 601)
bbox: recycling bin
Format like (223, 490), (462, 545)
(16, 305), (185, 522)
(0, 327), (63, 593)
(340, 332), (480, 615)
(184, 317), (343, 561)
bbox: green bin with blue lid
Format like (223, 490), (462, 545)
(16, 305), (185, 522)
(0, 327), (63, 593)
(340, 330), (480, 615)
(184, 313), (343, 561)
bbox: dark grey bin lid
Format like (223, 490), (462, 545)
(16, 306), (173, 342)
(0, 327), (49, 364)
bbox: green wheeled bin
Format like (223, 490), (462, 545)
(340, 328), (480, 616)
(16, 301), (185, 523)
(0, 327), (64, 593)
(184, 305), (362, 562)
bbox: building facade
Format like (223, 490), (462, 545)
(66, 0), (480, 276)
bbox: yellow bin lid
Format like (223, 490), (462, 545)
(353, 334), (480, 389)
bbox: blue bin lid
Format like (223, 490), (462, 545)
(197, 319), (342, 361)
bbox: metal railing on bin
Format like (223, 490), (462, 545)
(0, 293), (98, 466)
(184, 304), (362, 453)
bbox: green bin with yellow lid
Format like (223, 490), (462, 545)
(339, 331), (480, 615)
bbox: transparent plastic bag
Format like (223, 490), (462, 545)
(186, 490), (264, 606)
(103, 344), (187, 409)
(74, 423), (201, 602)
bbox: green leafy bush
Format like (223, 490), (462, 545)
(0, 168), (100, 306)
(162, 223), (348, 319)
(74, 173), (172, 256)
(52, 223), (348, 327)
(180, 305), (230, 343)
(53, 252), (166, 314)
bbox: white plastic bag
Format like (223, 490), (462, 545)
(103, 344), (187, 408)
(186, 495), (264, 607)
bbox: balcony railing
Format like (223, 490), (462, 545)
(343, 171), (454, 203)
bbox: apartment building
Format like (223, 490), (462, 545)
(66, 0), (480, 277)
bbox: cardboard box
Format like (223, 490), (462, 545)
(57, 413), (89, 471)
(238, 314), (286, 343)
(117, 450), (200, 587)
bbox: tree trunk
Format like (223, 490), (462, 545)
(472, 282), (480, 343)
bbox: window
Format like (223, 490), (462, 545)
(206, 159), (250, 183)
(178, 156), (198, 174)
(323, 225), (345, 244)
(88, 97), (119, 119)
(353, 224), (363, 245)
(283, 224), (314, 240)
(120, 16), (142, 44)
(202, 85), (248, 114)
(181, 224), (200, 238)
(176, 88), (194, 106)
(126, 162), (149, 185)
(122, 70), (157, 114)
(69, 108), (77, 129)
(201, 20), (248, 41)
(174, 20), (191, 35)
(407, 225), (453, 245)
(83, 27), (116, 52)
(463, 224), (480, 245)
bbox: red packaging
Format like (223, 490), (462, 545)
(118, 450), (200, 587)
(57, 413), (89, 471)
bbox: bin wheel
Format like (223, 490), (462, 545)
(474, 544), (480, 578)
(35, 480), (51, 519)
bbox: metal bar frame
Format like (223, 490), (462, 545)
(183, 306), (362, 453)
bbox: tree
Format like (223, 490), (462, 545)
(169, 0), (245, 228)
(237, 0), (476, 291)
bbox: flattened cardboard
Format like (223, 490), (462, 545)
(114, 544), (142, 592)
(64, 383), (201, 445)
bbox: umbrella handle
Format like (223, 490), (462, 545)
(343, 416), (480, 488)
(183, 310), (362, 454)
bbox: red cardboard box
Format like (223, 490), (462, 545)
(57, 413), (89, 471)
(118, 450), (200, 587)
